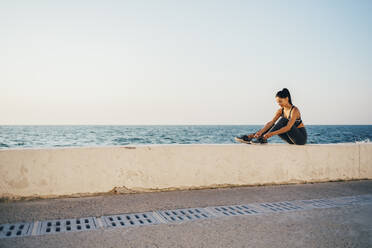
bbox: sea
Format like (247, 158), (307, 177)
(0, 125), (371, 149)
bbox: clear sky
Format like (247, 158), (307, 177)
(1, 0), (371, 125)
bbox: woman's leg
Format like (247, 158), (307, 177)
(263, 117), (294, 144)
(285, 126), (307, 145)
(278, 133), (295, 144)
(256, 118), (307, 145)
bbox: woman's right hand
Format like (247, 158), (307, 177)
(253, 132), (262, 138)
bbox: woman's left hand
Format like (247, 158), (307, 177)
(263, 133), (273, 139)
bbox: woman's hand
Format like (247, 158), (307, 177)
(263, 132), (273, 139)
(253, 132), (262, 138)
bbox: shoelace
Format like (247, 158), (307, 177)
(252, 136), (267, 143)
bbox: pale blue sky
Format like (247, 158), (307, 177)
(1, 0), (371, 125)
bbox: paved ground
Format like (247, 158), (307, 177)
(1, 179), (371, 248)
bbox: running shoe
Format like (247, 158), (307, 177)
(235, 133), (255, 144)
(251, 136), (268, 144)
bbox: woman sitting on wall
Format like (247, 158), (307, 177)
(235, 88), (307, 145)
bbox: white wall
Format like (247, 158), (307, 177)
(0, 143), (371, 200)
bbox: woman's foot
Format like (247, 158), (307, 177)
(251, 136), (268, 144)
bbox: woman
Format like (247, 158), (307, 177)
(235, 88), (307, 145)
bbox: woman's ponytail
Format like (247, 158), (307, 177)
(276, 88), (293, 105)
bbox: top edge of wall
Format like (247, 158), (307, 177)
(0, 143), (371, 152)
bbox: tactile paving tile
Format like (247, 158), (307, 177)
(295, 198), (341, 209)
(352, 194), (372, 204)
(0, 222), (33, 239)
(330, 194), (372, 206)
(205, 204), (263, 217)
(102, 212), (160, 228)
(156, 207), (215, 222)
(37, 217), (98, 235)
(252, 201), (305, 213)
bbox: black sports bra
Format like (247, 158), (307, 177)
(282, 105), (303, 126)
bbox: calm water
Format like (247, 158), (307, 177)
(0, 125), (371, 149)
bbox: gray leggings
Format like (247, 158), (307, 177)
(261, 117), (307, 145)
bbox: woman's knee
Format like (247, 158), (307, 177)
(270, 118), (288, 132)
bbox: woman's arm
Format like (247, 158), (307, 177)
(254, 109), (282, 137)
(269, 107), (300, 136)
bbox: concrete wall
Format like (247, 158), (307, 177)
(1, 143), (371, 200)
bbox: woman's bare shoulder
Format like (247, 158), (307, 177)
(292, 106), (301, 117)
